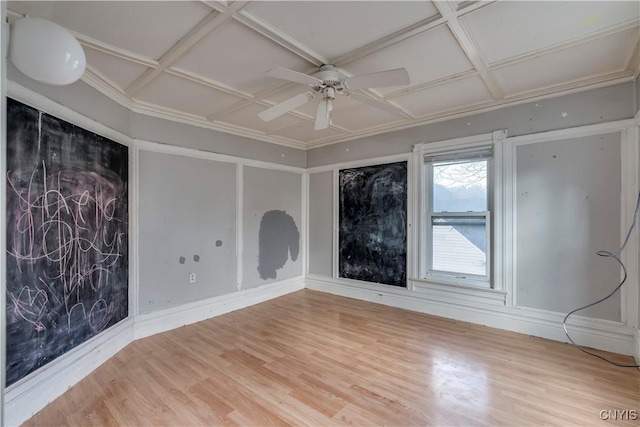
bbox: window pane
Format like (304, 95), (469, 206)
(431, 217), (487, 276)
(433, 160), (487, 212)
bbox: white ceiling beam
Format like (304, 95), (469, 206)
(72, 32), (159, 68)
(201, 1), (228, 13)
(385, 70), (479, 99)
(434, 1), (505, 100)
(235, 11), (328, 66)
(254, 81), (302, 100)
(354, 90), (413, 120)
(333, 15), (447, 67)
(330, 2), (496, 69)
(490, 20), (639, 71)
(454, 1), (498, 18)
(207, 99), (252, 121)
(125, 1), (249, 98)
(166, 67), (254, 100)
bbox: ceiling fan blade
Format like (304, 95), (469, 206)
(258, 92), (314, 122)
(345, 92), (405, 115)
(265, 67), (323, 86)
(314, 99), (330, 130)
(344, 68), (410, 91)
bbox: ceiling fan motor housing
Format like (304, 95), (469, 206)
(313, 65), (342, 88)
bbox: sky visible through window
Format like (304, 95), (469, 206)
(433, 160), (487, 212)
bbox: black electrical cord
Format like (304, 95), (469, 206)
(563, 191), (640, 369)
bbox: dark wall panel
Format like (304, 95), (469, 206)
(339, 161), (407, 287)
(6, 99), (129, 385)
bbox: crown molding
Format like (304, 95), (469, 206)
(625, 36), (639, 77)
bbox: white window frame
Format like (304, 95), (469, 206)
(413, 131), (506, 289)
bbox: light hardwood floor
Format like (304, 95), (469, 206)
(24, 290), (639, 426)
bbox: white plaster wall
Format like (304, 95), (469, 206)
(243, 167), (302, 289)
(138, 151), (237, 312)
(515, 133), (622, 321)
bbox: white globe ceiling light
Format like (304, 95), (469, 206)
(9, 17), (86, 86)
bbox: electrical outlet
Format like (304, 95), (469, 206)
(189, 273), (196, 283)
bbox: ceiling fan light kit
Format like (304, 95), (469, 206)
(258, 64), (410, 130)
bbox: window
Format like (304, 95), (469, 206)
(429, 157), (489, 279)
(421, 143), (494, 286)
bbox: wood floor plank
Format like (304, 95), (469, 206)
(22, 290), (640, 426)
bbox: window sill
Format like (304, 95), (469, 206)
(424, 273), (490, 288)
(410, 277), (507, 306)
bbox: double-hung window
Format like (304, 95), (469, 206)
(423, 144), (493, 286)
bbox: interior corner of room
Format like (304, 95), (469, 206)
(1, 1), (639, 426)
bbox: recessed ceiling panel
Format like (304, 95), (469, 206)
(135, 73), (244, 118)
(176, 20), (314, 95)
(244, 1), (439, 60)
(392, 76), (492, 117)
(28, 1), (212, 60)
(84, 48), (148, 91)
(218, 102), (304, 134)
(342, 26), (474, 95)
(271, 121), (344, 143)
(329, 105), (405, 132)
(462, 0), (640, 64)
(493, 28), (637, 96)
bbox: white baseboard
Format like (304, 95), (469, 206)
(306, 276), (636, 356)
(134, 276), (305, 340)
(4, 318), (134, 427)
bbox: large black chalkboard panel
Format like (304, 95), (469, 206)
(339, 161), (407, 287)
(6, 99), (129, 386)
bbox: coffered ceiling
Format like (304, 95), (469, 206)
(7, 1), (640, 149)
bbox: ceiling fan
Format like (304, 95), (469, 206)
(258, 64), (410, 130)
